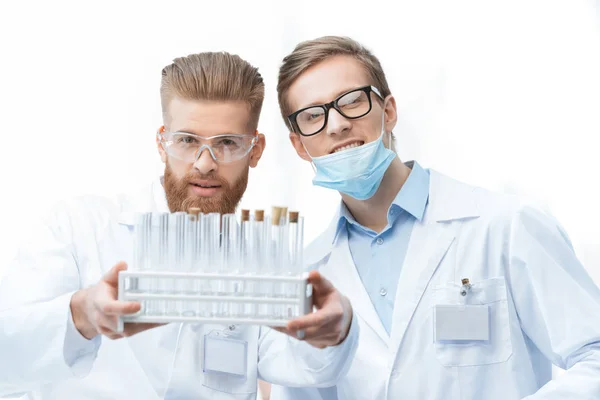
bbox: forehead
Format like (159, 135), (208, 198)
(287, 55), (370, 112)
(166, 97), (253, 136)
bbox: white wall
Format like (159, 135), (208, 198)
(3, 0), (597, 278)
(0, 0), (598, 393)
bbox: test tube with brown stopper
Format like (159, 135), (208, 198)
(288, 210), (304, 315)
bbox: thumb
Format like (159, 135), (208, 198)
(307, 270), (334, 295)
(102, 261), (128, 286)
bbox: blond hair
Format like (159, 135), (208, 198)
(277, 36), (391, 130)
(161, 52), (264, 129)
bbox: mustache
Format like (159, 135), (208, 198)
(184, 173), (229, 186)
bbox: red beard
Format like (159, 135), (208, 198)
(163, 162), (249, 214)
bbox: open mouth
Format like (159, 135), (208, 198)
(190, 183), (221, 189)
(189, 181), (222, 196)
(331, 140), (365, 154)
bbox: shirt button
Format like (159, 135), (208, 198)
(376, 237), (384, 245)
(379, 287), (387, 297)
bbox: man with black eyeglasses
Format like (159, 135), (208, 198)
(271, 35), (600, 400)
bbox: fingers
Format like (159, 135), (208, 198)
(100, 300), (141, 316)
(271, 326), (287, 334)
(288, 293), (345, 331)
(272, 326), (306, 340)
(97, 314), (119, 334)
(280, 288), (348, 347)
(90, 261), (163, 341)
(92, 299), (142, 339)
(307, 270), (334, 295)
(297, 324), (340, 342)
(275, 323), (340, 348)
(98, 317), (164, 340)
(121, 322), (165, 337)
(287, 309), (332, 332)
(102, 261), (128, 286)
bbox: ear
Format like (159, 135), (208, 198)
(156, 126), (168, 163)
(289, 132), (312, 162)
(249, 132), (266, 168)
(383, 95), (398, 134)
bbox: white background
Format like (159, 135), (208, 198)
(0, 0), (599, 396)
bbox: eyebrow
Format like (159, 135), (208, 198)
(297, 85), (369, 110)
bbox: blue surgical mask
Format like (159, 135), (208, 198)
(305, 113), (397, 200)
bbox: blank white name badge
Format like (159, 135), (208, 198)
(434, 304), (490, 341)
(203, 331), (248, 377)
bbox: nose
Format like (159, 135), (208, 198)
(192, 146), (218, 174)
(325, 108), (351, 137)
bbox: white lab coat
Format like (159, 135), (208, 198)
(272, 165), (600, 399)
(0, 177), (359, 400)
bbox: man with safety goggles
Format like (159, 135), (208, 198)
(0, 50), (358, 400)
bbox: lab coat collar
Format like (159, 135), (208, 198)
(304, 163), (479, 266)
(426, 167), (479, 223)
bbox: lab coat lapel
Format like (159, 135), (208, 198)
(320, 228), (390, 346)
(388, 220), (456, 352)
(388, 169), (479, 352)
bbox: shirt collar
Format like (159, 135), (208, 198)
(391, 160), (429, 221)
(335, 160), (430, 238)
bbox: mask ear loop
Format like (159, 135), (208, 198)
(289, 116), (317, 167)
(299, 138), (318, 172)
(380, 100), (394, 151)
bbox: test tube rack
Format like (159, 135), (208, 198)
(117, 207), (311, 332)
(117, 271), (312, 331)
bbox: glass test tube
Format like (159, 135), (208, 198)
(182, 208), (200, 316)
(268, 207), (282, 318)
(250, 210), (269, 317)
(240, 210), (254, 317)
(148, 212), (166, 315)
(227, 211), (245, 318)
(193, 210), (208, 317)
(220, 213), (238, 317)
(256, 210), (272, 318)
(132, 213), (149, 314)
(204, 213), (220, 316)
(132, 212), (145, 290)
(170, 212), (186, 316)
(288, 212), (304, 317)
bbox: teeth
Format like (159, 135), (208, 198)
(334, 142), (362, 153)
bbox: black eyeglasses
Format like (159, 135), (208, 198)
(287, 85), (384, 137)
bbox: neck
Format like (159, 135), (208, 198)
(341, 158), (411, 233)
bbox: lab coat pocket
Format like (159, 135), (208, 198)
(432, 277), (512, 367)
(201, 324), (258, 396)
